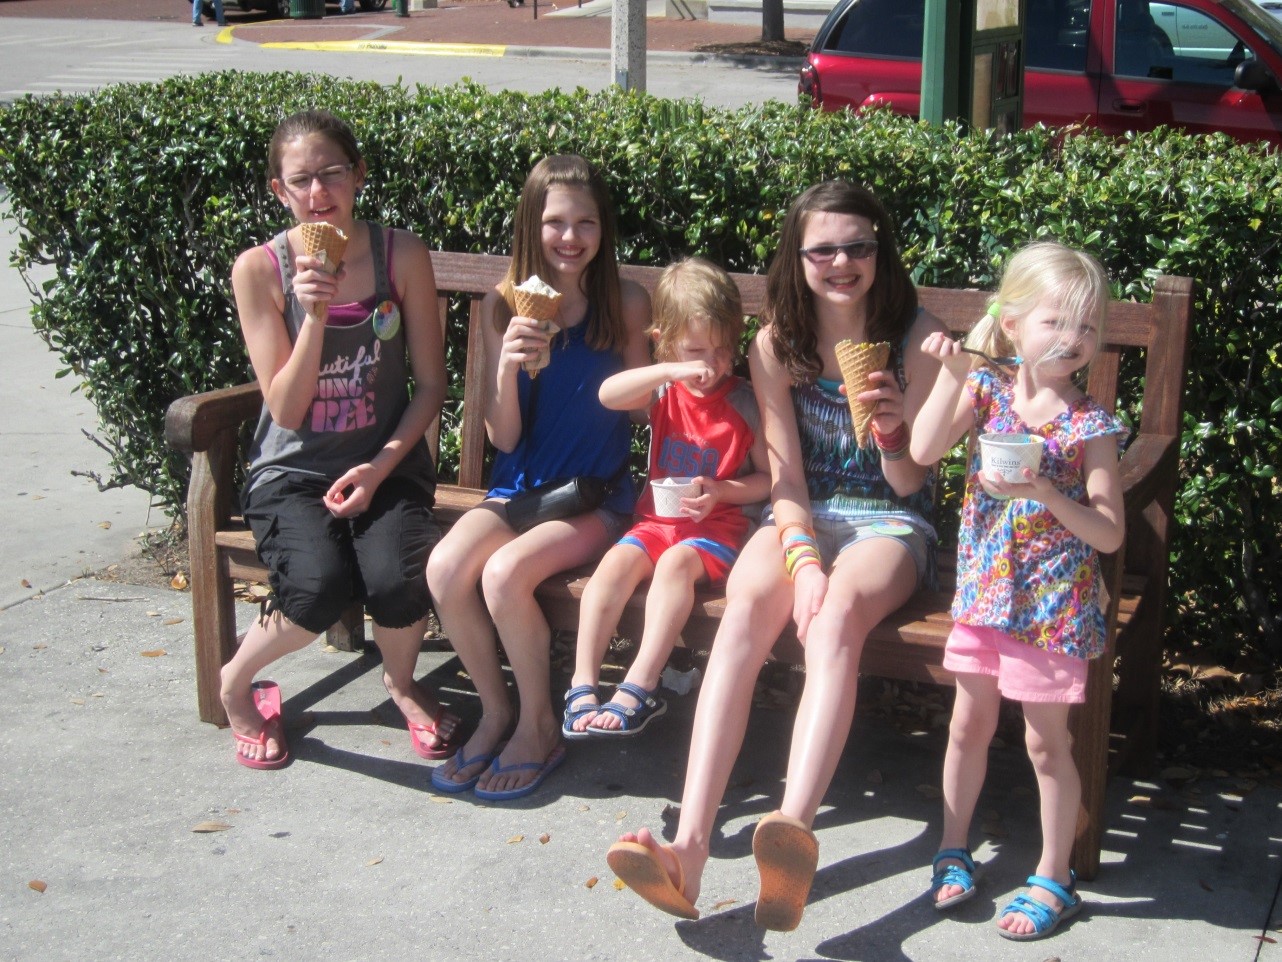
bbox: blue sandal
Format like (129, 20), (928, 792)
(561, 684), (601, 740)
(929, 848), (977, 910)
(997, 872), (1082, 941)
(587, 681), (667, 737)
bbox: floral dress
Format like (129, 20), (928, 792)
(952, 368), (1128, 659)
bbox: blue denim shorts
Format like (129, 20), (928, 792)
(764, 511), (930, 587)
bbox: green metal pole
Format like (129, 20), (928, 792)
(398, 0), (409, 16)
(920, 0), (959, 126)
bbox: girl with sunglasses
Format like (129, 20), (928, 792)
(608, 181), (946, 929)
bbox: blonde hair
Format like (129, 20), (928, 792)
(649, 257), (744, 362)
(967, 241), (1110, 369)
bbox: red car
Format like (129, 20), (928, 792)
(800, 0), (1282, 146)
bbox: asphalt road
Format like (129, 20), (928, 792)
(0, 0), (804, 108)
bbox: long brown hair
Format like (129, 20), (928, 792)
(495, 155), (625, 353)
(763, 181), (917, 383)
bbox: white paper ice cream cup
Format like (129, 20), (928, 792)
(650, 477), (701, 518)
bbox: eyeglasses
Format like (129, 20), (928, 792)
(799, 240), (879, 264)
(281, 163), (354, 193)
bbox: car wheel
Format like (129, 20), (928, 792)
(263, 0), (283, 15)
(360, 0), (389, 10)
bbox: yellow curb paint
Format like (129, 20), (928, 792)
(216, 26), (234, 43)
(260, 39), (507, 57)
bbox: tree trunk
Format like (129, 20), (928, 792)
(762, 0), (784, 41)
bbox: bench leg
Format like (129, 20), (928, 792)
(325, 604), (367, 652)
(1068, 655), (1112, 881)
(192, 552), (238, 727)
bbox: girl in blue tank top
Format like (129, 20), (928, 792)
(427, 155), (651, 800)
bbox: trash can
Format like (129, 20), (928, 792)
(290, 0), (325, 18)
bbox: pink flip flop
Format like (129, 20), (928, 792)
(407, 709), (462, 760)
(233, 680), (290, 770)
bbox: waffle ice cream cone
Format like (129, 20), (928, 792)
(513, 276), (562, 378)
(835, 339), (890, 450)
(299, 221), (348, 274)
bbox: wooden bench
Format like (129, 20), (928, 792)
(164, 251), (1192, 880)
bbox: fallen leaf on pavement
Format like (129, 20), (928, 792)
(584, 876), (599, 889)
(162, 618), (183, 626)
(20, 578), (31, 588)
(613, 878), (626, 890)
(70, 698), (85, 706)
(712, 899), (738, 910)
(98, 521), (112, 529)
(28, 880), (47, 893)
(366, 856), (383, 866)
(33, 644), (47, 650)
(507, 835), (524, 844)
(146, 611), (160, 617)
(140, 650), (167, 658)
(170, 572), (189, 591)
(191, 821), (232, 833)
(539, 833), (550, 845)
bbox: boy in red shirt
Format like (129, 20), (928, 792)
(563, 258), (770, 738)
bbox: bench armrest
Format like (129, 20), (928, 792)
(1118, 432), (1178, 513)
(165, 382), (263, 455)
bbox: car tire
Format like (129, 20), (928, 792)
(359, 0), (388, 9)
(263, 0), (282, 15)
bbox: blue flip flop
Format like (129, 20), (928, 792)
(929, 848), (977, 910)
(998, 872), (1083, 941)
(561, 684), (601, 740)
(586, 681), (667, 738)
(473, 743), (567, 801)
(430, 743), (502, 794)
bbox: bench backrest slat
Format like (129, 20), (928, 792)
(427, 253), (1190, 503)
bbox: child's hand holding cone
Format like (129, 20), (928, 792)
(296, 222), (348, 324)
(835, 340), (891, 449)
(513, 275), (562, 378)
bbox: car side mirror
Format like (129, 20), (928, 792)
(1235, 59), (1274, 93)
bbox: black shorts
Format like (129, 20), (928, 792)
(242, 473), (439, 634)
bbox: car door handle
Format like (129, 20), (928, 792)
(1113, 99), (1146, 114)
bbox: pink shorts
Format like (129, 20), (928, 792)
(943, 622), (1087, 704)
(618, 516), (745, 584)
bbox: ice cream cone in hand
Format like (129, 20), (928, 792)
(299, 221), (349, 275)
(513, 275), (562, 378)
(835, 340), (890, 449)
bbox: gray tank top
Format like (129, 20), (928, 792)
(244, 223), (436, 500)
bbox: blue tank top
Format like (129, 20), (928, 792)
(486, 313), (636, 515)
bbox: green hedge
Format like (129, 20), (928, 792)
(0, 72), (1278, 663)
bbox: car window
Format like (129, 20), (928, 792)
(823, 0), (925, 58)
(1027, 0), (1090, 71)
(1116, 0), (1257, 83)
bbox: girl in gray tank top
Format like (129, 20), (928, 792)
(219, 109), (458, 773)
